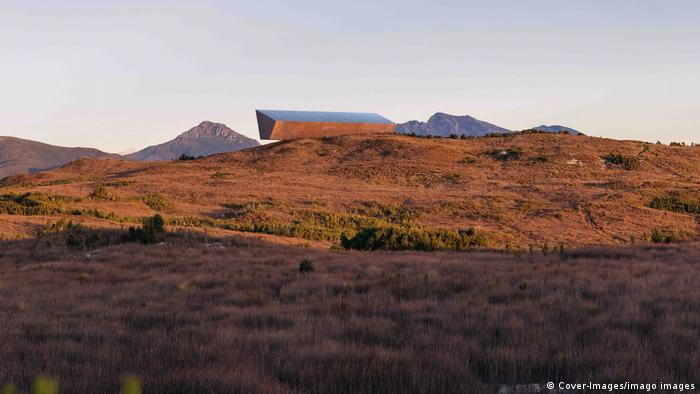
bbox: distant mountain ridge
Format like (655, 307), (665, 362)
(126, 121), (259, 162)
(0, 121), (260, 178)
(0, 136), (118, 179)
(396, 113), (511, 137)
(0, 118), (582, 178)
(531, 125), (581, 135)
(395, 112), (583, 137)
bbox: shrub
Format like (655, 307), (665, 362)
(222, 209), (390, 242)
(127, 214), (165, 244)
(121, 375), (142, 394)
(33, 375), (59, 394)
(65, 233), (84, 249)
(222, 199), (280, 218)
(36, 219), (102, 250)
(353, 202), (422, 224)
(36, 218), (73, 238)
(178, 153), (197, 161)
(140, 193), (171, 212)
(0, 193), (68, 215)
(211, 171), (227, 180)
(458, 155), (478, 165)
(489, 148), (523, 161)
(603, 153), (639, 170)
(649, 194), (700, 214)
(89, 185), (113, 200)
(299, 259), (315, 273)
(340, 225), (490, 251)
(1, 383), (18, 394)
(651, 228), (678, 244)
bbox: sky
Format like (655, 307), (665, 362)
(1, 0), (699, 153)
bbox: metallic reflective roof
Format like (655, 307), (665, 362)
(256, 109), (394, 124)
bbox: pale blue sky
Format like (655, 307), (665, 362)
(1, 0), (698, 152)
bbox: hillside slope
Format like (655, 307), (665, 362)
(0, 136), (119, 178)
(127, 121), (259, 161)
(2, 133), (699, 247)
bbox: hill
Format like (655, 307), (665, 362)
(2, 132), (698, 248)
(396, 112), (510, 137)
(0, 136), (119, 178)
(126, 121), (259, 161)
(532, 124), (581, 135)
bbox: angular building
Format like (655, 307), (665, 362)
(256, 109), (395, 140)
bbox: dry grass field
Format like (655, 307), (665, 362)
(1, 132), (699, 248)
(1, 133), (699, 392)
(1, 229), (699, 393)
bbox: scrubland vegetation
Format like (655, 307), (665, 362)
(2, 133), (700, 392)
(0, 193), (69, 216)
(0, 230), (699, 393)
(602, 153), (640, 170)
(140, 193), (171, 212)
(341, 225), (489, 251)
(488, 147), (523, 161)
(650, 194), (700, 215)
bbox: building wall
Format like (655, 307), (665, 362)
(268, 121), (395, 140)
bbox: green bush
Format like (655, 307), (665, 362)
(651, 228), (679, 244)
(352, 202), (422, 224)
(141, 193), (171, 212)
(489, 148), (523, 161)
(36, 219), (102, 250)
(211, 171), (227, 180)
(121, 375), (142, 394)
(649, 194), (700, 214)
(221, 199), (280, 218)
(603, 153), (639, 170)
(529, 155), (549, 163)
(36, 218), (73, 238)
(33, 375), (59, 394)
(219, 209), (391, 242)
(1, 382), (18, 394)
(458, 155), (478, 165)
(89, 185), (113, 200)
(0, 193), (68, 215)
(299, 258), (315, 273)
(340, 225), (490, 251)
(127, 214), (165, 244)
(178, 153), (198, 160)
(3, 376), (143, 394)
(166, 216), (217, 227)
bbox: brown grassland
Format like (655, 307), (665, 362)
(1, 132), (700, 392)
(1, 230), (699, 393)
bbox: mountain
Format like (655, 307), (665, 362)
(531, 125), (581, 135)
(126, 121), (259, 162)
(0, 136), (119, 178)
(396, 112), (510, 137)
